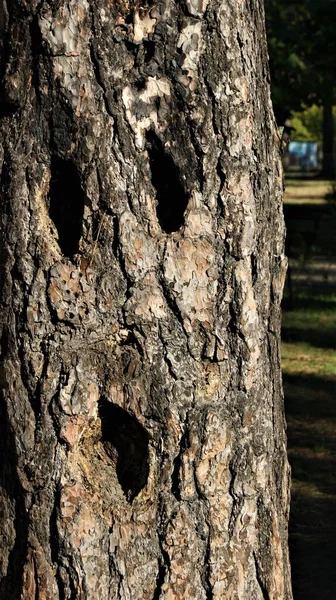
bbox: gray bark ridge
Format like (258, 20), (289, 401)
(0, 1), (292, 599)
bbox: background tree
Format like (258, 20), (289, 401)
(0, 1), (292, 598)
(265, 0), (336, 176)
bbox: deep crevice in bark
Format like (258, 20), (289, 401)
(108, 549), (123, 596)
(50, 491), (79, 600)
(48, 156), (85, 258)
(152, 525), (171, 600)
(0, 29), (20, 117)
(228, 461), (241, 537)
(171, 422), (190, 500)
(0, 390), (28, 599)
(99, 398), (150, 502)
(152, 559), (166, 600)
(89, 39), (114, 119)
(146, 130), (188, 234)
(159, 277), (183, 325)
(9, 262), (41, 421)
(216, 157), (227, 196)
(143, 40), (156, 65)
(158, 275), (191, 354)
(157, 324), (178, 381)
(253, 552), (271, 600)
(0, 97), (18, 117)
(110, 215), (134, 307)
(50, 503), (80, 600)
(17, 336), (40, 420)
(49, 486), (65, 600)
(193, 415), (214, 599)
(112, 215), (120, 258)
(203, 533), (214, 600)
(120, 327), (145, 357)
(33, 555), (39, 600)
(186, 116), (205, 191)
(251, 252), (258, 285)
(67, 558), (82, 600)
(227, 301), (239, 336)
(29, 14), (43, 106)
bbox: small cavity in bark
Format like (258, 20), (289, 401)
(48, 156), (84, 257)
(146, 130), (188, 233)
(99, 398), (149, 502)
(251, 252), (258, 285)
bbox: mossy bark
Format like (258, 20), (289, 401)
(0, 1), (291, 598)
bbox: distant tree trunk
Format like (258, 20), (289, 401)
(0, 1), (292, 599)
(322, 94), (335, 178)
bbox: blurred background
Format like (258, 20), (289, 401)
(265, 1), (336, 598)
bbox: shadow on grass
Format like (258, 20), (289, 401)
(284, 208), (336, 269)
(282, 294), (336, 312)
(289, 492), (336, 600)
(283, 203), (333, 218)
(282, 326), (336, 349)
(284, 373), (336, 420)
(283, 180), (336, 599)
(282, 287), (336, 350)
(284, 373), (336, 599)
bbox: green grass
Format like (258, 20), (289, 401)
(284, 177), (332, 205)
(281, 177), (336, 600)
(282, 291), (336, 360)
(282, 342), (336, 376)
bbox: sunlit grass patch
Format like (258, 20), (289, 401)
(284, 178), (331, 205)
(282, 342), (336, 377)
(282, 286), (336, 366)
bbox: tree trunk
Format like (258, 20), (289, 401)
(0, 1), (291, 598)
(322, 95), (335, 178)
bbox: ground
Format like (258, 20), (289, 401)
(282, 175), (336, 599)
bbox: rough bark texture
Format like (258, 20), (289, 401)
(0, 1), (291, 598)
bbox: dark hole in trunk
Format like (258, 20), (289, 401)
(143, 40), (156, 63)
(99, 398), (149, 503)
(251, 252), (257, 285)
(48, 156), (84, 258)
(146, 130), (188, 233)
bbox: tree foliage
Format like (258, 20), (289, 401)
(265, 0), (336, 122)
(290, 104), (322, 141)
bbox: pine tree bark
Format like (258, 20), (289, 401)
(0, 1), (292, 598)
